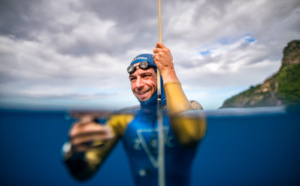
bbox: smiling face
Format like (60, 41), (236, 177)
(129, 64), (157, 102)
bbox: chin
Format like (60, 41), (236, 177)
(139, 97), (149, 102)
(138, 95), (151, 102)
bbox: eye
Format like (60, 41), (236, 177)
(142, 74), (151, 78)
(129, 76), (136, 81)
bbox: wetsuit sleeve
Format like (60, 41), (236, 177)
(64, 114), (134, 181)
(164, 81), (206, 147)
(164, 81), (193, 114)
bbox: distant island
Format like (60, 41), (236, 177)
(220, 40), (300, 108)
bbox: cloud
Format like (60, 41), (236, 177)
(0, 0), (300, 109)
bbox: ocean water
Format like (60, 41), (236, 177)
(0, 106), (299, 185)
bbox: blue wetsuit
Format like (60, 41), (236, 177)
(63, 54), (205, 186)
(122, 109), (197, 186)
(122, 71), (198, 186)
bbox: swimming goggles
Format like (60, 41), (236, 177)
(127, 61), (153, 74)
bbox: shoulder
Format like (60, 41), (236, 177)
(107, 114), (134, 136)
(190, 100), (203, 110)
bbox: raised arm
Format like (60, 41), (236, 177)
(153, 42), (192, 114)
(153, 42), (206, 146)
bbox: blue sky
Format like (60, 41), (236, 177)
(0, 0), (300, 110)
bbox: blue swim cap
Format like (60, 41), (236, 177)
(130, 54), (157, 71)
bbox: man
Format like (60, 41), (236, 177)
(62, 42), (206, 186)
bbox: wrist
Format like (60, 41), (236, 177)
(62, 141), (85, 161)
(160, 69), (179, 83)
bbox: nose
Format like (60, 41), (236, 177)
(135, 77), (144, 89)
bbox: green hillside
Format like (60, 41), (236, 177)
(221, 40), (300, 108)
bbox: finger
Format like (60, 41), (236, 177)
(153, 48), (161, 54)
(71, 132), (113, 146)
(156, 42), (165, 48)
(152, 54), (158, 61)
(69, 122), (109, 138)
(71, 126), (114, 145)
(153, 46), (164, 53)
(153, 42), (165, 53)
(152, 55), (160, 66)
(79, 115), (95, 123)
(72, 124), (113, 138)
(72, 141), (108, 152)
(70, 115), (95, 130)
(72, 143), (92, 152)
(153, 50), (165, 60)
